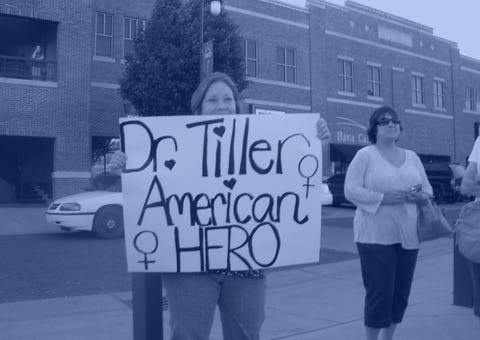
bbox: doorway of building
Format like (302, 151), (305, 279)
(0, 136), (54, 204)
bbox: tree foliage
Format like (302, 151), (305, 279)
(119, 0), (247, 116)
(91, 137), (116, 163)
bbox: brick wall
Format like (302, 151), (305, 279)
(309, 1), (461, 170)
(0, 0), (93, 199)
(88, 0), (155, 136)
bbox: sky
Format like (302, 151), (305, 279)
(277, 0), (480, 60)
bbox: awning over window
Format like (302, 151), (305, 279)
(330, 144), (362, 162)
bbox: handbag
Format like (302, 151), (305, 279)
(455, 200), (480, 263)
(417, 198), (453, 242)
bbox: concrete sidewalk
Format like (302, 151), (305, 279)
(0, 205), (52, 235)
(1, 238), (478, 340)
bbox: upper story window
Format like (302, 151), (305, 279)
(466, 87), (476, 111)
(411, 74), (424, 105)
(245, 40), (258, 78)
(0, 14), (58, 81)
(367, 65), (381, 97)
(276, 46), (296, 83)
(95, 12), (114, 57)
(337, 58), (353, 93)
(433, 79), (445, 109)
(124, 17), (146, 58)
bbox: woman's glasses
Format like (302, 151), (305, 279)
(377, 118), (401, 126)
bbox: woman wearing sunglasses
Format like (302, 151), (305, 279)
(344, 105), (432, 340)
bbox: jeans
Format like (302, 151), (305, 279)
(162, 273), (266, 340)
(357, 243), (418, 328)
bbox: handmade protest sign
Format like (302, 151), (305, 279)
(120, 113), (323, 272)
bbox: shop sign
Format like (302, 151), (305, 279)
(335, 116), (369, 145)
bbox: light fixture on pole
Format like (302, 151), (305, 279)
(199, 0), (222, 80)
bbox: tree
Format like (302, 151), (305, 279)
(182, 0), (247, 91)
(119, 0), (247, 116)
(92, 137), (118, 173)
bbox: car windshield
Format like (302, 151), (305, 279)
(86, 174), (122, 192)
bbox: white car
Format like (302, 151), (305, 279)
(45, 178), (331, 239)
(46, 175), (124, 239)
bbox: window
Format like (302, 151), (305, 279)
(244, 40), (258, 77)
(124, 17), (146, 58)
(411, 75), (424, 105)
(276, 47), (296, 83)
(433, 79), (445, 109)
(367, 65), (381, 97)
(338, 59), (353, 92)
(466, 87), (476, 111)
(95, 12), (114, 57)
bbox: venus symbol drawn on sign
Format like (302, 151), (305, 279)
(297, 154), (319, 199)
(133, 231), (159, 270)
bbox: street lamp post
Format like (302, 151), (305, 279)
(131, 4), (223, 340)
(199, 0), (222, 80)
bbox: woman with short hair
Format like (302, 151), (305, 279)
(344, 105), (433, 340)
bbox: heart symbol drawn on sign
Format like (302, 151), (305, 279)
(213, 126), (226, 137)
(223, 178), (237, 190)
(164, 159), (176, 170)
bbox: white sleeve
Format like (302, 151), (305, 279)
(412, 152), (433, 196)
(344, 149), (384, 214)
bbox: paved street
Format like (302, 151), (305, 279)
(0, 203), (465, 304)
(0, 233), (130, 303)
(0, 205), (361, 303)
(1, 203), (477, 340)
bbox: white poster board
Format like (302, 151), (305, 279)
(120, 113), (323, 272)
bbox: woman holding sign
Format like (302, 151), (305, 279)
(112, 72), (331, 340)
(344, 105), (432, 340)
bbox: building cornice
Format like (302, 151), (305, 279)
(308, 0), (343, 11)
(460, 55), (480, 65)
(224, 5), (309, 29)
(258, 0), (309, 13)
(460, 66), (480, 76)
(344, 1), (432, 34)
(325, 30), (451, 67)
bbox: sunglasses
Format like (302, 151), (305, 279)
(377, 118), (401, 126)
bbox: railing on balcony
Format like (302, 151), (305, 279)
(0, 54), (57, 81)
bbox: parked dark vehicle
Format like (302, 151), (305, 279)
(324, 173), (352, 206)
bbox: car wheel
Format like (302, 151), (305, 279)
(93, 206), (124, 239)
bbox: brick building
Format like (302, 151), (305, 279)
(229, 0), (480, 173)
(0, 0), (154, 203)
(0, 0), (479, 203)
